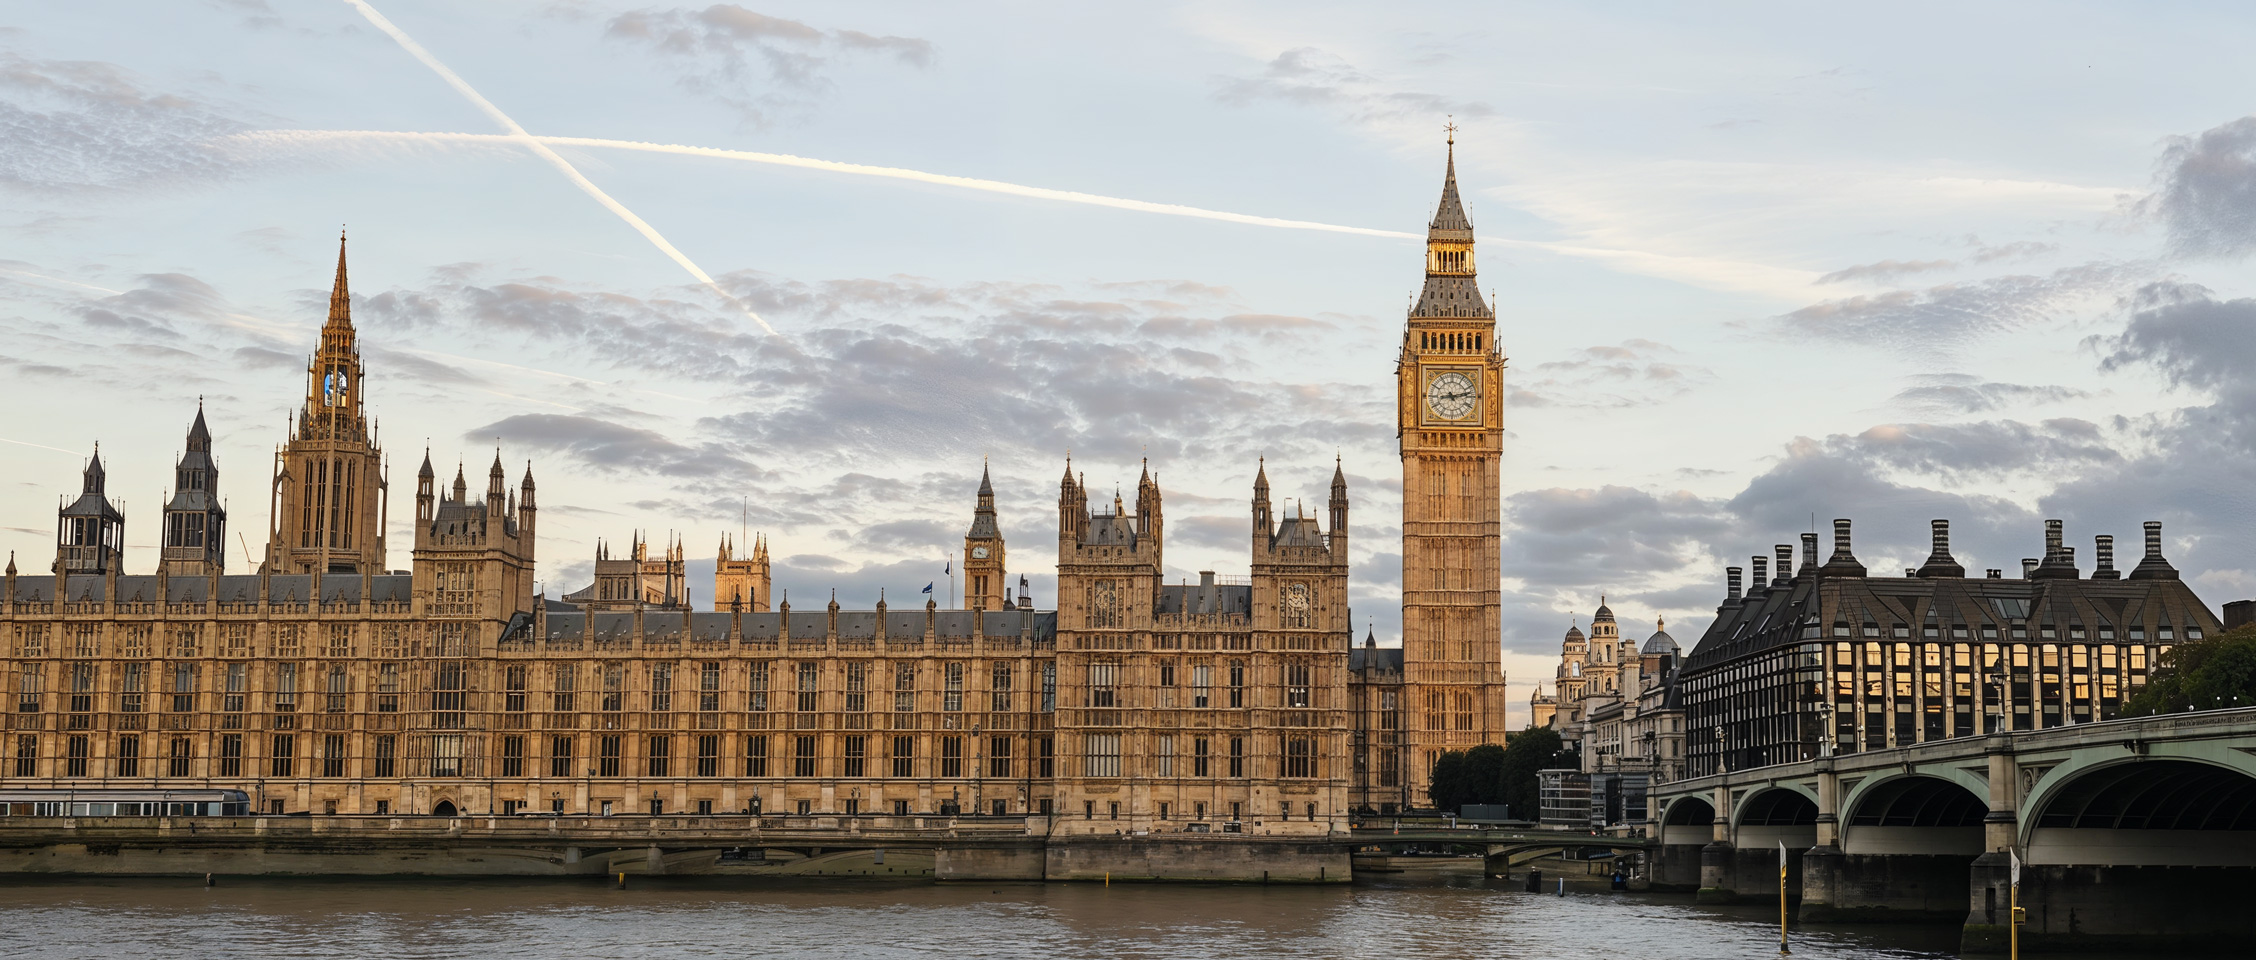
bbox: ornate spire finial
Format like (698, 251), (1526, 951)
(1445, 116), (1456, 145)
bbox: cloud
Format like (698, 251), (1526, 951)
(0, 54), (257, 192)
(1815, 258), (1956, 285)
(2142, 116), (2256, 259)
(1888, 374), (2090, 415)
(1778, 260), (2150, 350)
(468, 412), (756, 479)
(2098, 281), (2256, 397)
(1511, 339), (1712, 409)
(361, 269), (1377, 476)
(1213, 47), (1494, 123)
(1968, 239), (2058, 264)
(605, 5), (933, 126)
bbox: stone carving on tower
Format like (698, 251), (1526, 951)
(1397, 127), (1511, 800)
(265, 233), (389, 576)
(161, 404), (227, 577)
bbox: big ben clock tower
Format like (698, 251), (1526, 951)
(1398, 127), (1510, 801)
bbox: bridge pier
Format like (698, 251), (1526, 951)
(1695, 785), (1735, 903)
(1961, 733), (2024, 953)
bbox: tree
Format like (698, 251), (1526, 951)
(2126, 623), (2256, 716)
(1462, 743), (1507, 807)
(1428, 749), (1467, 812)
(1500, 726), (1565, 823)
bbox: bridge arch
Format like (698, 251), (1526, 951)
(2024, 758), (2256, 866)
(1658, 796), (1714, 847)
(1840, 774), (1985, 855)
(1734, 785), (1818, 851)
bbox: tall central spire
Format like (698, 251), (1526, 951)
(305, 230), (367, 430)
(1411, 127), (1489, 320)
(326, 229), (352, 332)
(1430, 125), (1473, 237)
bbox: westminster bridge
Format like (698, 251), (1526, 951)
(1647, 706), (2256, 953)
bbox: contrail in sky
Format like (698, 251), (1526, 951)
(232, 128), (1822, 297)
(235, 129), (1423, 241)
(340, 0), (780, 337)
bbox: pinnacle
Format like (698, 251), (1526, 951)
(326, 230), (352, 329)
(1429, 134), (1473, 235)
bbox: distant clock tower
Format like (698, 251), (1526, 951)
(1397, 127), (1510, 801)
(963, 462), (1007, 610)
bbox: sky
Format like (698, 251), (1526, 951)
(7, 1), (2256, 728)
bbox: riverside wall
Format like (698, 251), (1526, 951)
(0, 816), (1348, 883)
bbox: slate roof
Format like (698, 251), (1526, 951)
(1349, 645), (1405, 673)
(534, 608), (1058, 644)
(1156, 582), (1253, 617)
(1685, 524), (2220, 674)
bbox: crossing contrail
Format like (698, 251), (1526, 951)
(232, 129), (1425, 241)
(341, 0), (781, 337)
(229, 127), (1824, 297)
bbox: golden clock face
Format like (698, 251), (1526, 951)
(971, 546), (989, 559)
(1424, 369), (1478, 421)
(1286, 583), (1310, 610)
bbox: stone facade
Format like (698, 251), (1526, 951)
(1681, 519), (2219, 776)
(1392, 129), (1511, 803)
(0, 139), (1510, 826)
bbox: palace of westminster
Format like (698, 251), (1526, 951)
(0, 143), (1513, 830)
(5, 135), (2229, 834)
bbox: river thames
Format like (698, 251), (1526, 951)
(2, 874), (2136, 959)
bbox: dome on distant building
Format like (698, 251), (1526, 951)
(1593, 595), (1615, 622)
(1640, 616), (1679, 655)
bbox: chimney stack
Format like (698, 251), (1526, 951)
(2092, 535), (2119, 579)
(2021, 558), (2038, 578)
(1820, 519), (1866, 576)
(1750, 556), (1769, 594)
(1726, 566), (1743, 602)
(2128, 520), (2180, 580)
(1799, 532), (1819, 578)
(1774, 544), (1793, 586)
(2034, 520), (2081, 578)
(1916, 519), (1965, 578)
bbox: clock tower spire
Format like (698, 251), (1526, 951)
(964, 460), (1007, 610)
(1396, 126), (1509, 802)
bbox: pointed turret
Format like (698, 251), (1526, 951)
(414, 447), (436, 523)
(1327, 455), (1350, 559)
(58, 444), (125, 575)
(968, 460), (999, 539)
(1252, 457), (1273, 545)
(451, 462), (467, 502)
(163, 404), (228, 577)
(487, 449), (507, 506)
(326, 230), (351, 330)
